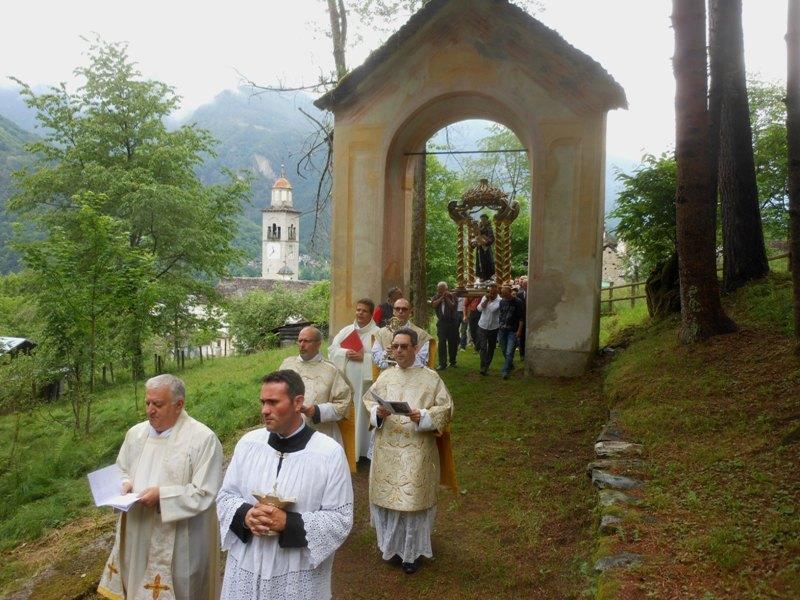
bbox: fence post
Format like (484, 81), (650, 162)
(608, 282), (614, 314)
(630, 281), (636, 308)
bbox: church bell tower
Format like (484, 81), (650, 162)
(262, 165), (300, 280)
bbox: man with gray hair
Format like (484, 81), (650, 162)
(98, 374), (223, 600)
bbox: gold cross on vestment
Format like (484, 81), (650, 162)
(143, 573), (171, 599)
(106, 562), (118, 577)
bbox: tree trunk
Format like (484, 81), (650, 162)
(130, 327), (145, 381)
(645, 254), (681, 319)
(709, 0), (769, 292)
(327, 0), (348, 80)
(788, 0), (800, 345)
(672, 0), (737, 342)
(410, 154), (429, 329)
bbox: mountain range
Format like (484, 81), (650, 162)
(0, 85), (631, 277)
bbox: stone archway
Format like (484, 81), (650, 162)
(315, 0), (626, 376)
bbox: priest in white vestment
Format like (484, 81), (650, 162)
(364, 327), (454, 575)
(217, 369), (353, 600)
(370, 297), (431, 370)
(98, 374), (223, 600)
(328, 298), (379, 462)
(279, 326), (353, 456)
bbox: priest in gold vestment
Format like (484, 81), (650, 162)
(364, 327), (454, 575)
(97, 374), (223, 600)
(280, 326), (355, 467)
(370, 297), (431, 370)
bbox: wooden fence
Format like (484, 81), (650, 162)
(600, 252), (790, 315)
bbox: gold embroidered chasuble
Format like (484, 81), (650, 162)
(373, 322), (431, 353)
(97, 410), (223, 600)
(364, 366), (455, 512)
(279, 355), (356, 470)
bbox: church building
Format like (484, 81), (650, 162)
(262, 166), (300, 280)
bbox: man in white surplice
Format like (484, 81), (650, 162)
(328, 298), (378, 462)
(97, 374), (223, 600)
(364, 327), (454, 575)
(217, 369), (353, 600)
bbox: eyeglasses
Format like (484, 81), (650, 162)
(393, 306), (410, 312)
(390, 343), (411, 350)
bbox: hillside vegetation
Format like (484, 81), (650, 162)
(0, 272), (797, 599)
(595, 271), (799, 599)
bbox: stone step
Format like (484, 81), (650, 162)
(594, 440), (644, 458)
(591, 469), (644, 490)
(594, 551), (645, 572)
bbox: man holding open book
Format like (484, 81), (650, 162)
(363, 327), (456, 575)
(97, 374), (223, 600)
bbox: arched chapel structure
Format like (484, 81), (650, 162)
(315, 0), (626, 376)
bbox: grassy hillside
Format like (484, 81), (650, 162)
(596, 271), (799, 599)
(0, 347), (295, 570)
(1, 271), (797, 598)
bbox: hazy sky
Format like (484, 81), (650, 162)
(0, 0), (789, 161)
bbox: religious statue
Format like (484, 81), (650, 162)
(448, 179), (519, 289)
(470, 213), (495, 282)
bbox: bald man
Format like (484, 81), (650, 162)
(279, 326), (354, 452)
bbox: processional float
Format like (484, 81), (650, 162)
(447, 178), (520, 294)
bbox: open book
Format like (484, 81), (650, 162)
(370, 390), (412, 415)
(87, 464), (139, 512)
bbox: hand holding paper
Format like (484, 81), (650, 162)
(87, 464), (140, 512)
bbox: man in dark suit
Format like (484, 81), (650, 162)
(431, 281), (459, 371)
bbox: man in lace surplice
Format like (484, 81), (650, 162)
(217, 370), (353, 600)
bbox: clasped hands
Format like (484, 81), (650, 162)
(245, 504), (287, 535)
(377, 406), (421, 424)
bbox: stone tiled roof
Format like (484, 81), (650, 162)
(315, 0), (627, 113)
(216, 278), (314, 299)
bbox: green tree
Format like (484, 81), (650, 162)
(425, 155), (463, 294)
(750, 78), (789, 242)
(10, 39), (248, 379)
(226, 282), (331, 353)
(19, 192), (153, 432)
(610, 154), (678, 274)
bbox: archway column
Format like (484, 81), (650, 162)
(525, 116), (606, 376)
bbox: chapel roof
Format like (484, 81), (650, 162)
(315, 0), (627, 113)
(273, 177), (292, 190)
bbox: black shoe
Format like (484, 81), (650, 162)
(502, 373), (509, 380)
(402, 560), (419, 574)
(436, 365), (447, 371)
(480, 369), (488, 376)
(449, 363), (457, 368)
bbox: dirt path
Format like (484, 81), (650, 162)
(332, 351), (608, 599)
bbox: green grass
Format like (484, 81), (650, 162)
(598, 273), (800, 598)
(0, 346), (295, 558)
(599, 299), (651, 348)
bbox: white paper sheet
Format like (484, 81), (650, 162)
(87, 464), (139, 511)
(370, 390), (411, 415)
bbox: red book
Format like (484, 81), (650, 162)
(339, 329), (363, 352)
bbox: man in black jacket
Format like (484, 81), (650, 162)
(431, 281), (459, 370)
